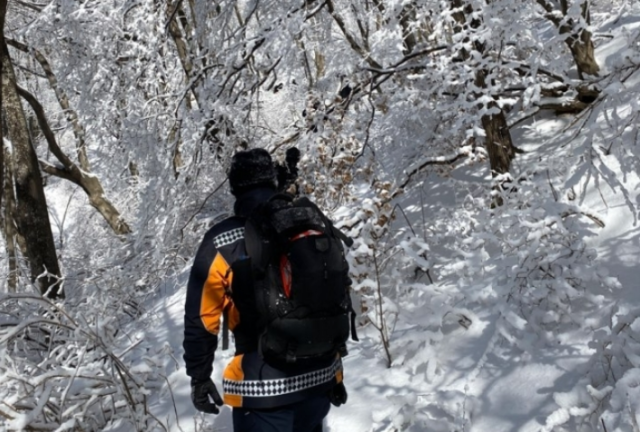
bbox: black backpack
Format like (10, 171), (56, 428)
(235, 193), (358, 365)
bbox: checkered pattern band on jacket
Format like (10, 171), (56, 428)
(223, 359), (341, 397)
(213, 227), (244, 248)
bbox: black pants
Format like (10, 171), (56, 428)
(232, 394), (330, 432)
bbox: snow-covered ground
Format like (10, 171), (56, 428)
(3, 4), (640, 432)
(149, 22), (640, 432)
(128, 18), (640, 432)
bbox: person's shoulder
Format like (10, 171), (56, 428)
(202, 216), (246, 248)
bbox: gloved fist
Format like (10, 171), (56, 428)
(329, 382), (348, 407)
(191, 378), (224, 414)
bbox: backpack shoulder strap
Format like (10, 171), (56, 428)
(244, 216), (271, 278)
(221, 266), (233, 350)
(243, 194), (291, 277)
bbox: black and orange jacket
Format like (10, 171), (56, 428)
(183, 187), (343, 409)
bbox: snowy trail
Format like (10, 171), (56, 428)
(144, 278), (592, 432)
(114, 9), (640, 432)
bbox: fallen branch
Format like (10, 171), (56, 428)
(535, 98), (590, 114)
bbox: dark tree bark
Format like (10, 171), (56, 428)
(535, 0), (599, 79)
(451, 0), (517, 178)
(399, 2), (419, 55)
(166, 0), (194, 88)
(2, 146), (19, 293)
(1, 0), (7, 210)
(7, 39), (131, 235)
(476, 71), (517, 176)
(1, 40), (62, 298)
(16, 86), (132, 235)
(0, 0), (5, 49)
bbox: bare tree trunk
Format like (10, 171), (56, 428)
(475, 70), (516, 176)
(399, 2), (418, 55)
(314, 50), (325, 80)
(482, 113), (515, 175)
(565, 29), (599, 78)
(5, 231), (18, 293)
(451, 0), (517, 178)
(1, 40), (62, 298)
(16, 86), (132, 235)
(169, 123), (183, 179)
(535, 0), (599, 79)
(7, 39), (132, 235)
(0, 106), (8, 294)
(1, 0), (7, 210)
(2, 147), (18, 292)
(166, 0), (197, 105)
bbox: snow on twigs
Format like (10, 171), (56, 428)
(3, 0), (640, 431)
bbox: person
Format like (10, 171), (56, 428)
(183, 148), (348, 432)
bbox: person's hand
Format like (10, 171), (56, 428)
(191, 378), (224, 414)
(329, 382), (347, 407)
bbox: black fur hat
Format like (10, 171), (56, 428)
(228, 148), (277, 196)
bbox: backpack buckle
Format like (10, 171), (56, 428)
(286, 343), (297, 363)
(337, 343), (348, 357)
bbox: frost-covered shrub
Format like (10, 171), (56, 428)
(430, 174), (618, 347)
(543, 307), (640, 432)
(0, 292), (177, 431)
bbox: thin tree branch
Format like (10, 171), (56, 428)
(7, 38), (91, 171)
(534, 0), (561, 25)
(11, 61), (47, 78)
(364, 45), (448, 75)
(508, 107), (541, 128)
(503, 58), (567, 82)
(14, 0), (45, 12)
(561, 210), (605, 228)
(38, 161), (81, 185)
(16, 86), (75, 171)
(304, 0), (327, 21)
(392, 148), (471, 199)
(164, 0), (185, 31)
(179, 179), (228, 241)
(325, 0), (382, 69)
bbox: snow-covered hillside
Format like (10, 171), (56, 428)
(2, 1), (640, 432)
(129, 9), (640, 432)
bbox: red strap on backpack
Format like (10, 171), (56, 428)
(280, 255), (292, 298)
(280, 230), (323, 297)
(290, 229), (323, 241)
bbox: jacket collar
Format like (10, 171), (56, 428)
(233, 187), (276, 217)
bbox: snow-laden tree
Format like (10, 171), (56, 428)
(1, 0), (61, 299)
(1, 0), (640, 430)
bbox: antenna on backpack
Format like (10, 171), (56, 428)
(276, 147), (301, 194)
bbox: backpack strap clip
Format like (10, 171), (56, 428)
(221, 268), (232, 351)
(350, 306), (359, 342)
(285, 343), (297, 363)
(222, 307), (230, 350)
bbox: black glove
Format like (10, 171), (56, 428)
(191, 378), (224, 414)
(328, 382), (348, 407)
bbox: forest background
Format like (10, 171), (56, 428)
(2, 0), (640, 431)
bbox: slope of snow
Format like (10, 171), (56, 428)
(135, 11), (640, 432)
(8, 5), (639, 432)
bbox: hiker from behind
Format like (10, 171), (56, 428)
(183, 148), (356, 431)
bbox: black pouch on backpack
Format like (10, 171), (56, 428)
(244, 194), (356, 366)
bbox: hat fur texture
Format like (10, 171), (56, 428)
(228, 148), (277, 196)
